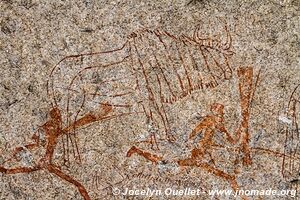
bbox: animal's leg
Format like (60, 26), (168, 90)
(47, 164), (91, 200)
(160, 104), (176, 142)
(135, 132), (160, 150)
(207, 151), (216, 166)
(57, 102), (113, 166)
(133, 36), (176, 144)
(148, 100), (175, 143)
(138, 103), (160, 150)
(148, 59), (177, 143)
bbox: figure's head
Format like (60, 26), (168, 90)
(49, 107), (61, 120)
(210, 103), (224, 115)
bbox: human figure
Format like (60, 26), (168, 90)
(189, 103), (235, 162)
(0, 103), (113, 200)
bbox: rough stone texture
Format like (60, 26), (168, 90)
(0, 0), (299, 200)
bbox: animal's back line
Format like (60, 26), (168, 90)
(126, 27), (231, 53)
(125, 29), (233, 104)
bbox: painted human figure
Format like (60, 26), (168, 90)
(126, 103), (240, 191)
(189, 103), (235, 162)
(0, 103), (113, 200)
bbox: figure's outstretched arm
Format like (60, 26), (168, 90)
(218, 125), (235, 144)
(0, 165), (40, 174)
(63, 103), (113, 133)
(189, 117), (213, 140)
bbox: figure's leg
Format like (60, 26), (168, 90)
(47, 164), (91, 200)
(177, 158), (239, 191)
(181, 147), (216, 169)
(126, 146), (162, 164)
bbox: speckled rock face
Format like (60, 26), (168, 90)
(0, 0), (299, 200)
